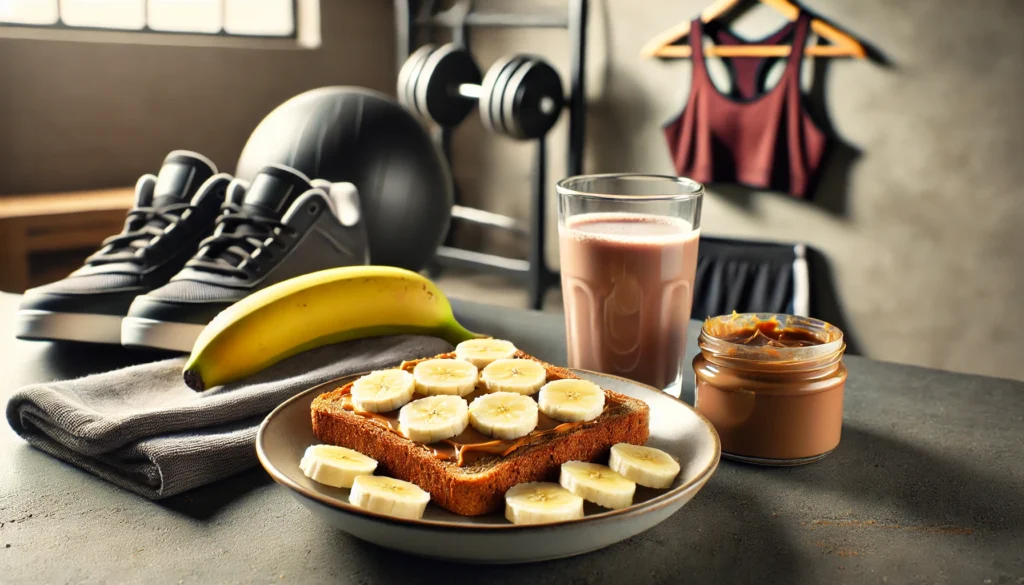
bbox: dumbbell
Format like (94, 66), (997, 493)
(397, 43), (565, 140)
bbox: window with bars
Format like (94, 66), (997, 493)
(0, 0), (298, 38)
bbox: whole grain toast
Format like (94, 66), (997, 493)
(311, 350), (650, 516)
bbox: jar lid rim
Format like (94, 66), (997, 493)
(698, 313), (845, 362)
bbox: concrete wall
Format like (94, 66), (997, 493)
(452, 0), (1024, 380)
(0, 0), (396, 194)
(2, 0), (1022, 380)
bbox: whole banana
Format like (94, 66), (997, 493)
(183, 266), (479, 391)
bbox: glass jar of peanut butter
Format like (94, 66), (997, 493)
(693, 313), (847, 465)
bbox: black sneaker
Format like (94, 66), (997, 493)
(121, 164), (369, 351)
(14, 151), (231, 344)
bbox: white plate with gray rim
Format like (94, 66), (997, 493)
(256, 369), (721, 564)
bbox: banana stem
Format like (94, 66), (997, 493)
(441, 319), (485, 345)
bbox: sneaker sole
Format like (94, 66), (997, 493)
(14, 309), (124, 344)
(121, 317), (207, 352)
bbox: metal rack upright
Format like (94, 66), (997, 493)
(394, 0), (588, 310)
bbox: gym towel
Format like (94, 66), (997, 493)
(6, 335), (452, 499)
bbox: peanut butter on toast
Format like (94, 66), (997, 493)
(311, 351), (650, 516)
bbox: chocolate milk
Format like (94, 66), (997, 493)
(558, 213), (700, 390)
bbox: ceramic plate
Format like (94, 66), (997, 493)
(256, 370), (720, 564)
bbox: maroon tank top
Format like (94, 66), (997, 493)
(663, 12), (828, 198)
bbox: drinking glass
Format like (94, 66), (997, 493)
(556, 174), (704, 397)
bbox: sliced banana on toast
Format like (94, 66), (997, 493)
(398, 395), (470, 443)
(560, 461), (636, 509)
(349, 475), (431, 519)
(505, 482), (584, 524)
(351, 369), (416, 412)
(538, 379), (606, 422)
(468, 392), (539, 439)
(299, 445), (378, 488)
(609, 443), (681, 489)
(455, 338), (517, 368)
(413, 358), (478, 397)
(481, 358), (547, 395)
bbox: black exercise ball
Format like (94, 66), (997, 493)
(236, 87), (452, 271)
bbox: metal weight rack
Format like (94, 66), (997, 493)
(394, 0), (588, 310)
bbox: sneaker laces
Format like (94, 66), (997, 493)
(185, 202), (297, 278)
(85, 203), (193, 266)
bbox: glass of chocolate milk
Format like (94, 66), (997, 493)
(556, 174), (703, 398)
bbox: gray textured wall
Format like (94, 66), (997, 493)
(450, 0), (1024, 380)
(1, 0), (1021, 380)
(0, 0), (395, 193)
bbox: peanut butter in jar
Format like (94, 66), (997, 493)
(693, 313), (847, 465)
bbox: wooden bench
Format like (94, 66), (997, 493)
(0, 188), (134, 293)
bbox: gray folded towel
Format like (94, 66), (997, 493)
(6, 335), (452, 500)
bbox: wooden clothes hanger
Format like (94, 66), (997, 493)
(640, 0), (866, 59)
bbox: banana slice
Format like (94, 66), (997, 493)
(609, 443), (681, 489)
(455, 338), (517, 368)
(398, 395), (470, 443)
(412, 358), (479, 396)
(348, 475), (431, 520)
(480, 358), (548, 395)
(350, 369), (416, 413)
(538, 379), (606, 422)
(468, 392), (539, 439)
(559, 461), (636, 509)
(299, 444), (378, 488)
(505, 482), (584, 525)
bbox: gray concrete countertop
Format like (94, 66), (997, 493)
(1, 293), (1022, 584)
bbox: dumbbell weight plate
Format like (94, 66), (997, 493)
(414, 43), (482, 127)
(479, 55), (527, 135)
(494, 58), (532, 138)
(397, 44), (436, 116)
(489, 56), (530, 136)
(502, 58), (565, 140)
